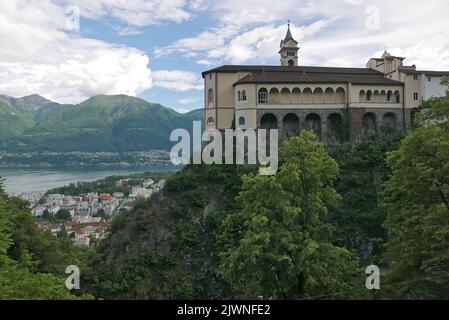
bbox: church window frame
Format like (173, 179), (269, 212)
(258, 88), (269, 104)
(241, 90), (247, 101)
(207, 88), (214, 108)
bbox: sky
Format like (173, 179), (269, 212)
(0, 0), (448, 113)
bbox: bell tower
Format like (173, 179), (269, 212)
(279, 21), (299, 66)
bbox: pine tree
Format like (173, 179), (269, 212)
(383, 77), (449, 298)
(219, 131), (362, 299)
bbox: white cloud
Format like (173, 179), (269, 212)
(155, 0), (449, 70)
(0, 0), (152, 104)
(196, 59), (215, 66)
(69, 0), (207, 27)
(113, 26), (143, 36)
(152, 70), (203, 92)
(179, 96), (202, 104)
(174, 107), (190, 114)
(2, 0), (449, 106)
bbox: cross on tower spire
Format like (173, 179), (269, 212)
(279, 20), (299, 66)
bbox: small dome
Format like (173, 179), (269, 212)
(382, 50), (392, 59)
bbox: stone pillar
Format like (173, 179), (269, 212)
(350, 108), (365, 142)
(320, 114), (328, 144)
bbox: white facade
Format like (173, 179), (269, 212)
(131, 187), (153, 199)
(420, 74), (448, 100)
(32, 205), (46, 217)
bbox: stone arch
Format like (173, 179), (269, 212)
(260, 113), (278, 130)
(303, 87), (313, 104)
(260, 113), (278, 152)
(381, 112), (397, 134)
(291, 87), (301, 104)
(282, 113), (300, 140)
(207, 116), (215, 126)
(313, 87), (324, 104)
(387, 90), (393, 102)
(394, 90), (401, 103)
(280, 88), (291, 104)
(305, 113), (322, 140)
(362, 112), (377, 136)
(324, 87), (334, 103)
(269, 88), (279, 104)
(366, 90), (373, 102)
(380, 90), (387, 102)
(373, 90), (380, 102)
(359, 90), (366, 102)
(327, 113), (345, 144)
(336, 87), (346, 104)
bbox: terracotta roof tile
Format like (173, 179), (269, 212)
(233, 71), (403, 86)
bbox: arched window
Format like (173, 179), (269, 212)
(359, 90), (366, 102)
(258, 88), (268, 104)
(269, 88), (280, 104)
(336, 87), (346, 104)
(394, 90), (401, 103)
(241, 90), (247, 101)
(380, 90), (387, 102)
(366, 90), (372, 102)
(373, 90), (380, 102)
(387, 90), (392, 102)
(207, 116), (215, 125)
(207, 88), (214, 108)
(239, 116), (246, 126)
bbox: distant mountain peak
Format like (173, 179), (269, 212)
(2, 94), (204, 153)
(18, 94), (51, 105)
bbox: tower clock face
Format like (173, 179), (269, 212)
(288, 59), (294, 66)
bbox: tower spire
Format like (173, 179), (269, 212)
(279, 21), (299, 66)
(283, 20), (297, 44)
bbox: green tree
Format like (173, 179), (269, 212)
(383, 80), (449, 298)
(42, 209), (52, 220)
(93, 208), (107, 219)
(0, 182), (94, 299)
(55, 209), (72, 221)
(329, 137), (401, 263)
(219, 131), (362, 299)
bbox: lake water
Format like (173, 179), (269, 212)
(0, 167), (176, 194)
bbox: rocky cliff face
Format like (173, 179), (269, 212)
(89, 164), (246, 299)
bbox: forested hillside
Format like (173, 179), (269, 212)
(0, 101), (34, 139)
(0, 94), (203, 152)
(85, 80), (449, 299)
(84, 134), (396, 299)
(0, 183), (93, 299)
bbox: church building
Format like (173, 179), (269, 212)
(202, 23), (449, 143)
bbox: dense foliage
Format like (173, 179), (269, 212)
(0, 183), (93, 299)
(329, 137), (401, 262)
(219, 132), (362, 299)
(87, 164), (245, 299)
(382, 81), (449, 298)
(87, 82), (449, 299)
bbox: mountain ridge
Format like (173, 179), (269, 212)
(0, 94), (203, 153)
